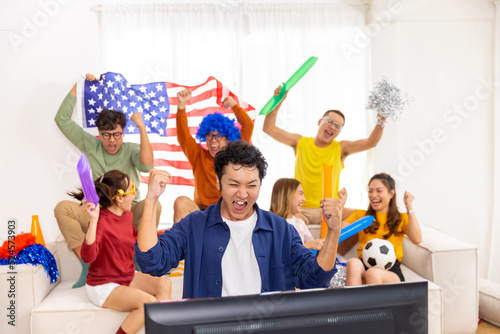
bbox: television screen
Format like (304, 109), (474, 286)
(145, 281), (428, 334)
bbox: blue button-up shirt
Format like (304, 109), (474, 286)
(135, 199), (336, 299)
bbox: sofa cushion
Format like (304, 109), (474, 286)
(32, 276), (183, 334)
(32, 281), (137, 334)
(479, 278), (500, 327)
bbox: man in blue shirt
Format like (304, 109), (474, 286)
(136, 141), (346, 299)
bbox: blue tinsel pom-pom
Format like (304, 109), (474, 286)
(0, 244), (59, 283)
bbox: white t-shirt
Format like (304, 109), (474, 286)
(221, 211), (261, 297)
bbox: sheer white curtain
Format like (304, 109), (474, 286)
(490, 0), (500, 283)
(96, 0), (369, 224)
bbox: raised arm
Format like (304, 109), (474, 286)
(130, 112), (154, 167)
(262, 86), (302, 150)
(340, 122), (384, 162)
(69, 83), (77, 96)
(54, 74), (99, 150)
(68, 73), (97, 97)
(223, 96), (254, 141)
(404, 191), (422, 244)
(80, 199), (100, 264)
(316, 188), (347, 271)
(175, 89), (200, 155)
(137, 169), (170, 252)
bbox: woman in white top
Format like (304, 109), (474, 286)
(270, 178), (324, 250)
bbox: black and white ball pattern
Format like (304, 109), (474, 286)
(362, 238), (396, 270)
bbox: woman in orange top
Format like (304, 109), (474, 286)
(344, 173), (422, 286)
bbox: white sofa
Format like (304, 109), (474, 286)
(28, 235), (183, 334)
(401, 225), (478, 333)
(0, 263), (56, 334)
(310, 223), (479, 334)
(479, 278), (500, 327)
(0, 223), (478, 334)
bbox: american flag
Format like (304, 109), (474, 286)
(81, 72), (256, 221)
(83, 73), (170, 137)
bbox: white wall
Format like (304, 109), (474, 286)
(369, 0), (497, 279)
(0, 0), (101, 243)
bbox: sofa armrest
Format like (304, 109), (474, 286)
(402, 224), (478, 334)
(0, 263), (57, 334)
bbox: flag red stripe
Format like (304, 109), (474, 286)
(167, 106), (237, 119)
(140, 175), (194, 186)
(169, 88), (221, 106)
(166, 126), (198, 137)
(151, 142), (183, 152)
(165, 76), (218, 90)
(154, 159), (192, 170)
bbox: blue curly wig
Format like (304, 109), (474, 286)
(195, 113), (241, 143)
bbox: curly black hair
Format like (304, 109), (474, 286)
(96, 109), (128, 131)
(213, 140), (268, 183)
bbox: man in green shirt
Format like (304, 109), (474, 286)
(54, 74), (161, 260)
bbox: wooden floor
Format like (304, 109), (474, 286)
(477, 321), (500, 334)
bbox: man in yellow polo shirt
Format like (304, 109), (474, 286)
(263, 86), (385, 226)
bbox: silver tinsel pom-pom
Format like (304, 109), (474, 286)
(329, 262), (346, 288)
(366, 77), (413, 127)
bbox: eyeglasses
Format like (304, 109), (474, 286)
(322, 117), (343, 131)
(112, 183), (136, 200)
(100, 131), (124, 139)
(205, 133), (226, 142)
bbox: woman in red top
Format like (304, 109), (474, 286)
(70, 169), (171, 334)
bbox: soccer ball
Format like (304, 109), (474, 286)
(362, 238), (396, 270)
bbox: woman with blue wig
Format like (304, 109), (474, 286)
(173, 89), (254, 223)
